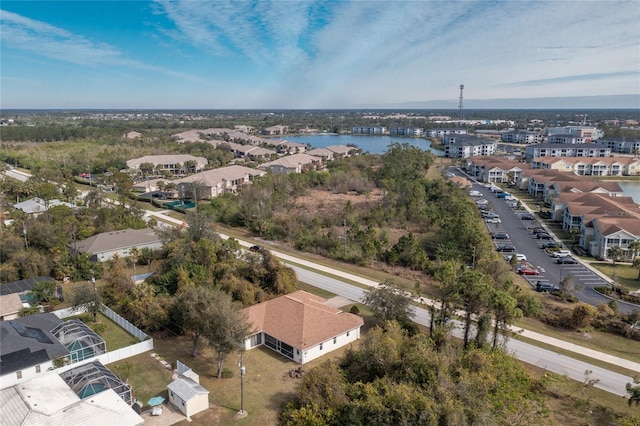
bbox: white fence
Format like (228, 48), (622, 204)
(100, 305), (149, 341)
(54, 304), (148, 341)
(55, 339), (154, 375)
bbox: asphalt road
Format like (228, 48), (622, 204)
(289, 264), (634, 397)
(455, 168), (639, 315)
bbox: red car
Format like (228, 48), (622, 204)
(518, 266), (539, 275)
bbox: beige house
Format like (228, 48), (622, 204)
(0, 293), (24, 321)
(241, 290), (363, 365)
(126, 155), (208, 175)
(532, 156), (640, 176)
(174, 165), (265, 200)
(259, 153), (322, 175)
(71, 228), (162, 262)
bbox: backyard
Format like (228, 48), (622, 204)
(113, 302), (377, 425)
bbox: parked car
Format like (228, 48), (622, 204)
(536, 232), (553, 239)
(552, 250), (571, 258)
(249, 245), (263, 252)
(497, 192), (511, 198)
(483, 212), (499, 219)
(557, 256), (578, 264)
(485, 217), (501, 224)
(490, 187), (503, 193)
(531, 228), (547, 235)
(476, 199), (489, 205)
(536, 281), (559, 292)
(469, 190), (482, 197)
(504, 195), (517, 201)
(491, 233), (510, 240)
(519, 213), (535, 220)
(539, 241), (560, 249)
(518, 265), (540, 275)
(496, 244), (516, 252)
(508, 253), (527, 262)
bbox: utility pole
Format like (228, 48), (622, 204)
(343, 220), (347, 258)
(472, 245), (476, 269)
(238, 352), (247, 417)
(22, 222), (29, 249)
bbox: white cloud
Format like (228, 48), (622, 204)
(0, 8), (201, 82)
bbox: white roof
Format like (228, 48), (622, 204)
(1, 373), (143, 426)
(167, 376), (209, 401)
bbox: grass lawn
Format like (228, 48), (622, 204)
(68, 312), (140, 351)
(514, 316), (640, 369)
(150, 307), (378, 426)
(523, 364), (639, 424)
(110, 352), (173, 409)
(590, 262), (640, 292)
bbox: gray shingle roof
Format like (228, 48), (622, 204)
(73, 228), (160, 255)
(167, 376), (209, 401)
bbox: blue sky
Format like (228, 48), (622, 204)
(1, 1), (639, 109)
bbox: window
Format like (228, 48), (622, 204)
(35, 365), (41, 373)
(319, 343), (323, 351)
(333, 337), (337, 344)
(346, 331), (350, 337)
(16, 371), (22, 379)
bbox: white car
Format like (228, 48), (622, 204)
(504, 195), (517, 201)
(552, 250), (571, 258)
(469, 190), (482, 197)
(485, 217), (501, 223)
(476, 199), (488, 205)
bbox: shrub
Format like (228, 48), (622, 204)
(221, 368), (235, 379)
(349, 305), (360, 315)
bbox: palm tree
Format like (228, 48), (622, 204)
(633, 256), (640, 281)
(628, 240), (640, 261)
(607, 245), (624, 267)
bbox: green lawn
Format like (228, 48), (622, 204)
(590, 262), (640, 291)
(110, 353), (173, 409)
(69, 312), (140, 351)
(150, 308), (378, 425)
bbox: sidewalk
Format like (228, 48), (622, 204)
(152, 210), (640, 374)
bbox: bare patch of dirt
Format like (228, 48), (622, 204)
(294, 188), (384, 218)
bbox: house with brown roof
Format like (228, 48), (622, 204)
(553, 193), (640, 258)
(326, 145), (358, 158)
(174, 165), (265, 200)
(240, 290), (363, 365)
(590, 215), (640, 260)
(259, 153), (322, 175)
(532, 156), (640, 176)
(465, 156), (530, 183)
(126, 155), (208, 176)
(306, 148), (335, 162)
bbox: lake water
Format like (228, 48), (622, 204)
(286, 134), (444, 156)
(617, 181), (640, 203)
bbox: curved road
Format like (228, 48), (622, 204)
(292, 265), (636, 396)
(148, 210), (640, 396)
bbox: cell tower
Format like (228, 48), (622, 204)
(458, 84), (464, 121)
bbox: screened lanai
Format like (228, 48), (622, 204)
(60, 361), (132, 403)
(51, 319), (106, 363)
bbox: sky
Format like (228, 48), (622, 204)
(1, 1), (639, 109)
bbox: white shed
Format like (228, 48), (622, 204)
(167, 376), (209, 418)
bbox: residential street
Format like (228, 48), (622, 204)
(148, 211), (640, 397)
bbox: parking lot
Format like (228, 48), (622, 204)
(458, 168), (638, 313)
